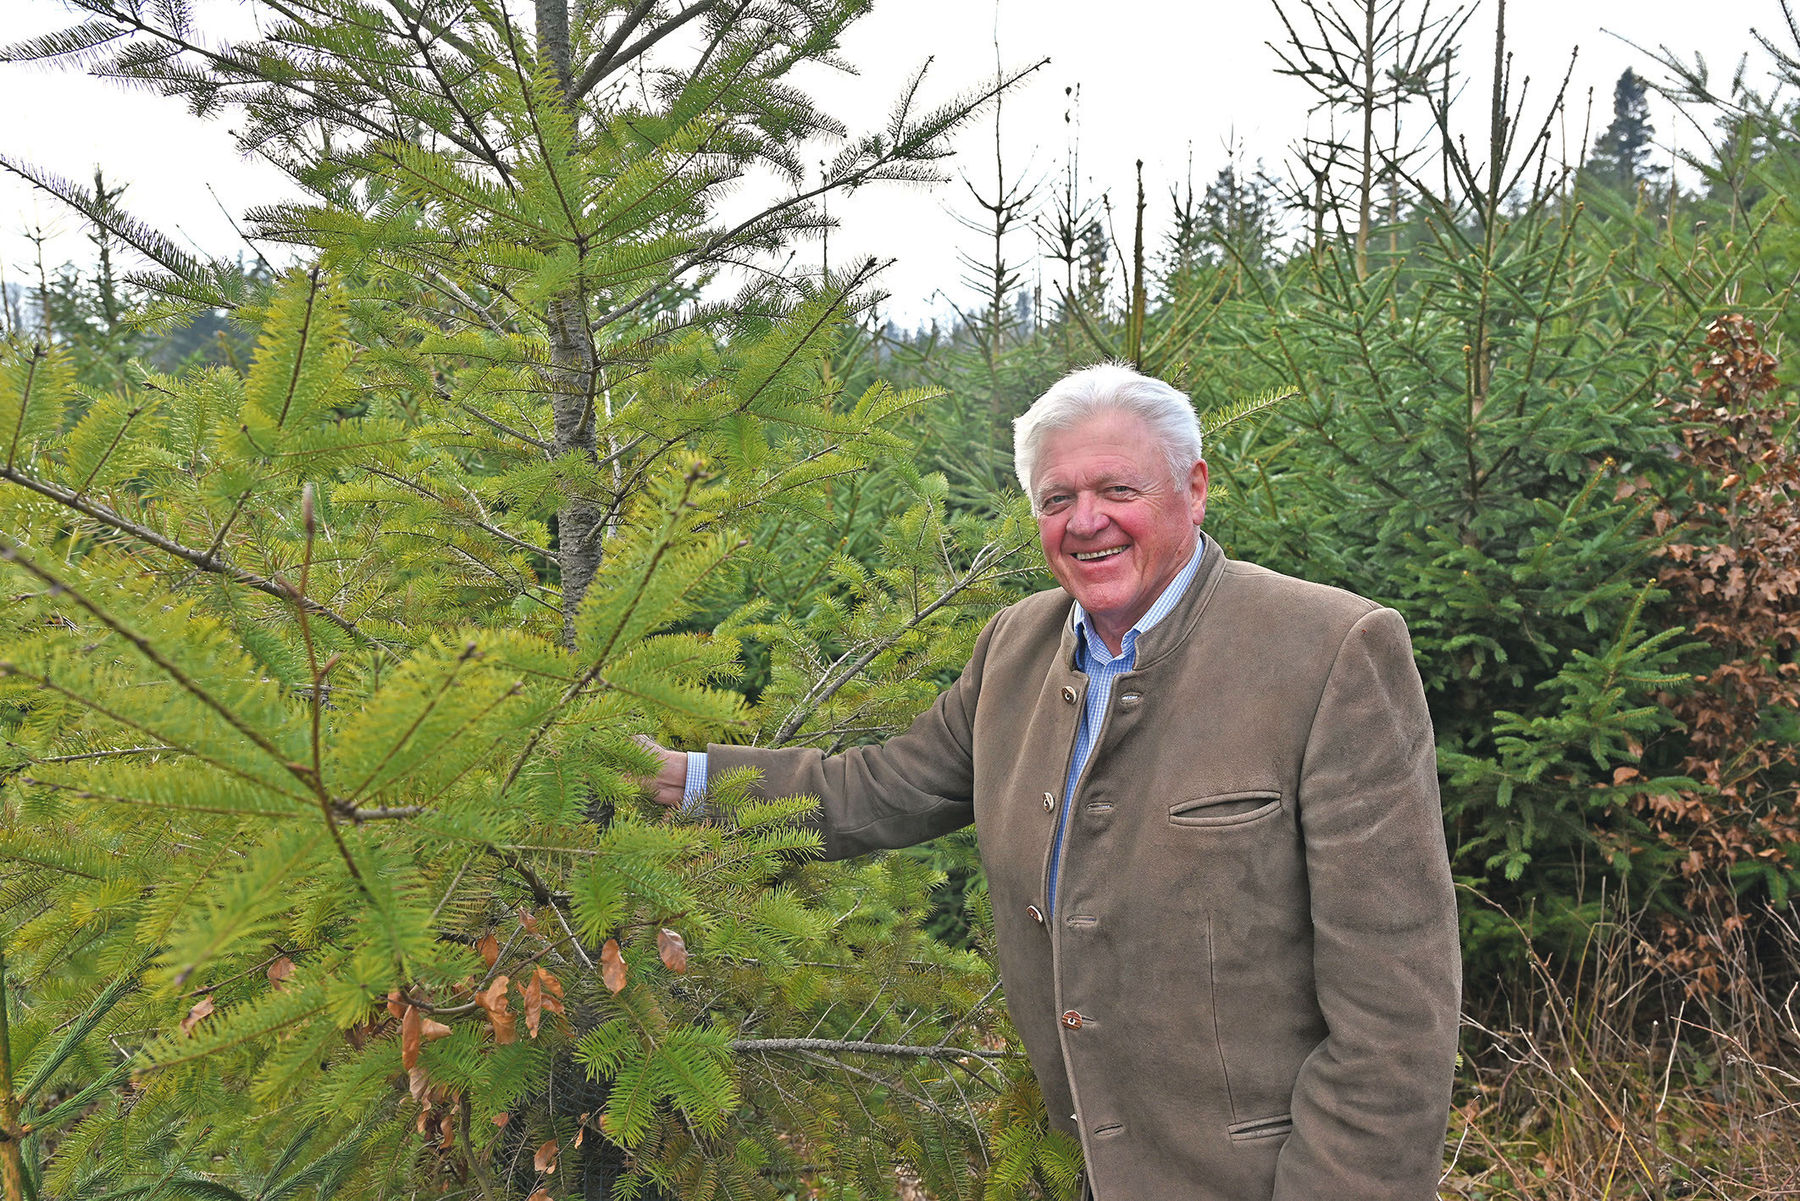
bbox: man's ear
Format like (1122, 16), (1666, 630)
(1189, 458), (1209, 526)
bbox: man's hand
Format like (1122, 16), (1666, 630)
(635, 735), (690, 808)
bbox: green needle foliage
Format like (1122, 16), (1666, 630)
(0, 3), (1049, 1199)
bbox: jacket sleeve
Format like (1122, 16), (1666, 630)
(1274, 606), (1461, 1200)
(702, 612), (1001, 859)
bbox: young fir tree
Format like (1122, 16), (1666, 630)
(1194, 0), (1773, 972)
(0, 4), (1074, 1200)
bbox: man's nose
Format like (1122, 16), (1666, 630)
(1067, 493), (1107, 536)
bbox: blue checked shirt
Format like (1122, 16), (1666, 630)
(1047, 536), (1205, 914)
(682, 538), (1209, 913)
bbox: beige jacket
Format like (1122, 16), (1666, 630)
(710, 542), (1461, 1199)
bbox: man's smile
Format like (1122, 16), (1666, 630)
(1072, 546), (1128, 561)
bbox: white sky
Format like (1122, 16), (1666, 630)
(0, 0), (1779, 324)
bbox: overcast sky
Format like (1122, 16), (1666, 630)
(0, 0), (1779, 324)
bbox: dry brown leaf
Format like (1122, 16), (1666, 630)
(523, 966), (566, 1039)
(600, 939), (626, 994)
(523, 971), (544, 1040)
(1613, 766), (1641, 784)
(420, 1017), (454, 1041)
(180, 995), (214, 1037)
(477, 932), (500, 968)
(493, 1112), (511, 1127)
(534, 1138), (559, 1173)
(527, 1190), (552, 1201)
(438, 1111), (456, 1150)
(402, 1004), (424, 1069)
(657, 928), (688, 974)
(517, 905), (541, 936)
(267, 956), (295, 989)
(477, 975), (516, 1045)
(408, 1064), (431, 1106)
(386, 988), (406, 1020)
(535, 966), (565, 1010)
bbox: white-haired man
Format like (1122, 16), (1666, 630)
(646, 363), (1461, 1200)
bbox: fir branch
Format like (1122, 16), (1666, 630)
(0, 538), (301, 776)
(0, 463), (382, 649)
(343, 642), (478, 801)
(364, 467), (552, 558)
(0, 737), (176, 765)
(3, 343), (41, 472)
(500, 468), (715, 796)
(15, 775), (302, 822)
(571, 0), (724, 103)
(771, 532), (1029, 745)
(0, 663), (314, 808)
(286, 484), (371, 897)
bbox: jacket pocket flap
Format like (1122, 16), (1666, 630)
(1226, 1112), (1293, 1141)
(1168, 790), (1282, 827)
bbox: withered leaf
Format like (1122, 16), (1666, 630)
(528, 1190), (552, 1201)
(402, 1004), (423, 1070)
(267, 956), (295, 989)
(408, 1064), (431, 1106)
(386, 988), (406, 1021)
(657, 928), (688, 974)
(493, 1112), (511, 1127)
(180, 995), (214, 1037)
(523, 972), (544, 1039)
(420, 1016), (454, 1041)
(534, 1138), (559, 1173)
(517, 905), (541, 936)
(478, 932), (500, 968)
(600, 939), (626, 994)
(524, 966), (565, 1039)
(477, 975), (516, 1045)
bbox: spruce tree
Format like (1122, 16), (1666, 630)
(0, 4), (1068, 1199)
(1585, 69), (1665, 191)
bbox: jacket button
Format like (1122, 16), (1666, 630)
(1061, 686), (1077, 703)
(1060, 1010), (1084, 1030)
(1026, 904), (1044, 924)
(1041, 791), (1055, 812)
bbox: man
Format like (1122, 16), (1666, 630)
(646, 364), (1461, 1199)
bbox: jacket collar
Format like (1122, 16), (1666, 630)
(1057, 535), (1227, 673)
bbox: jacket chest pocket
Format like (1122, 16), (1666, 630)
(1167, 789), (1282, 828)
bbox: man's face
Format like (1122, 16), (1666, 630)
(1032, 409), (1208, 652)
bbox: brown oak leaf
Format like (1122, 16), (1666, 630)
(477, 975), (516, 1045)
(600, 939), (626, 993)
(180, 995), (214, 1037)
(266, 956), (295, 989)
(657, 928), (688, 974)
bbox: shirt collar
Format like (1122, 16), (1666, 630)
(1070, 534), (1207, 666)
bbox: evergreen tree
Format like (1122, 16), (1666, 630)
(1585, 69), (1666, 191)
(0, 4), (1065, 1200)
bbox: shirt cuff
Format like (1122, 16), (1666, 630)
(680, 751), (709, 813)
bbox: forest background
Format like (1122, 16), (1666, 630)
(0, 1), (1797, 1199)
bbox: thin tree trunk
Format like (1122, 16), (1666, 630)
(1355, 0), (1376, 280)
(536, 0), (608, 649)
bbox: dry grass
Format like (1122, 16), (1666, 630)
(1440, 905), (1800, 1199)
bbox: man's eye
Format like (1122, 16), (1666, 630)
(1040, 494), (1070, 510)
(1104, 486), (1136, 499)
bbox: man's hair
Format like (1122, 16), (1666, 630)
(1012, 362), (1204, 510)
